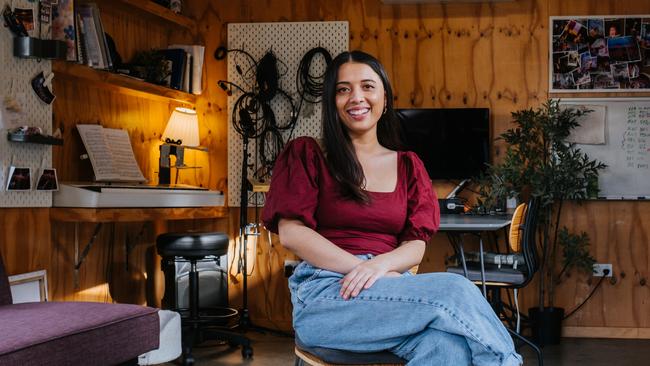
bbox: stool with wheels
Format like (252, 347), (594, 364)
(157, 232), (253, 365)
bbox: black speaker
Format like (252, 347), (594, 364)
(161, 255), (228, 309)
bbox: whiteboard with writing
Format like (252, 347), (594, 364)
(560, 98), (650, 199)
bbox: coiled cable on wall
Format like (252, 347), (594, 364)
(296, 46), (332, 104)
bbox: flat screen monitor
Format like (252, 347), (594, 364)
(396, 108), (490, 180)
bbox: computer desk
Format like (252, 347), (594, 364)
(439, 214), (512, 296)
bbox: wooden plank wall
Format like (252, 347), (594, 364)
(0, 0), (648, 338)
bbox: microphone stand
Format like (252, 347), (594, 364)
(239, 135), (252, 328)
(237, 133), (293, 338)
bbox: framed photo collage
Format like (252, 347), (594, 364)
(551, 16), (650, 92)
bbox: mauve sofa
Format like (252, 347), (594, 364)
(0, 251), (160, 366)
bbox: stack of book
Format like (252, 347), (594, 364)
(160, 45), (205, 94)
(74, 3), (112, 70)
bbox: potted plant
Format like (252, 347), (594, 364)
(479, 99), (605, 345)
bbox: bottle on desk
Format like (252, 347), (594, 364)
(506, 196), (518, 214)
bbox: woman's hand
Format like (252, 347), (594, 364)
(339, 258), (398, 300)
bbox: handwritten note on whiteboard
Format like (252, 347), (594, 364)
(622, 106), (650, 171)
(560, 98), (650, 198)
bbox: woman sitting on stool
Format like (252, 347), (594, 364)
(262, 50), (522, 366)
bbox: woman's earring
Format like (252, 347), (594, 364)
(383, 105), (388, 115)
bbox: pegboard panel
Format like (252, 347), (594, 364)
(227, 21), (348, 207)
(0, 0), (53, 207)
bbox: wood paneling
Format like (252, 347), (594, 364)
(2, 0), (650, 337)
(0, 209), (51, 276)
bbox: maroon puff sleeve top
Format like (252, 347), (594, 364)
(262, 137), (440, 256)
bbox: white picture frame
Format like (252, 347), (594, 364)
(9, 269), (48, 303)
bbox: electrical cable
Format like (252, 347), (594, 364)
(288, 47), (332, 141)
(563, 272), (608, 320)
(514, 288), (520, 333)
(232, 92), (268, 139)
(295, 46), (332, 104)
(258, 127), (285, 172)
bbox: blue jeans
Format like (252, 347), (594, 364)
(289, 255), (523, 366)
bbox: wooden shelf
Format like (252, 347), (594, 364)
(50, 206), (228, 223)
(95, 0), (196, 31)
(52, 61), (196, 105)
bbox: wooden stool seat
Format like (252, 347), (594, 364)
(294, 336), (405, 366)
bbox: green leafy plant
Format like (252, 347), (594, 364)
(478, 99), (606, 310)
(129, 49), (170, 85)
(557, 228), (596, 280)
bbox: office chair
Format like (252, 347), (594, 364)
(447, 198), (544, 366)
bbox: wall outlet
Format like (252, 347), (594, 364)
(593, 263), (613, 277)
(284, 260), (300, 277)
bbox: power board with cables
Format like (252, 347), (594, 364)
(224, 21), (349, 208)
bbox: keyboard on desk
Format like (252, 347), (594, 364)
(53, 183), (225, 208)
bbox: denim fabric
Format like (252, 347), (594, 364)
(289, 255), (523, 366)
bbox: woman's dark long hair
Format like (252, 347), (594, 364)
(322, 50), (404, 204)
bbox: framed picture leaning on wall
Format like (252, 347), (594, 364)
(550, 15), (650, 92)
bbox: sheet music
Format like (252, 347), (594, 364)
(102, 128), (146, 182)
(77, 124), (146, 182)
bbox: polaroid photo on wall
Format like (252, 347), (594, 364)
(35, 168), (58, 191)
(605, 18), (624, 38)
(6, 166), (31, 191)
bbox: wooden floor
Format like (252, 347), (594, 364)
(163, 332), (650, 365)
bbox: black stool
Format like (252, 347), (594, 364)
(294, 335), (405, 365)
(157, 232), (253, 365)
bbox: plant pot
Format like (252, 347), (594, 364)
(528, 307), (564, 346)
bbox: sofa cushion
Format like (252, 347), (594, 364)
(0, 301), (159, 366)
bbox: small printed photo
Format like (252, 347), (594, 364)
(13, 8), (34, 31)
(587, 19), (605, 42)
(596, 55), (611, 71)
(572, 69), (592, 85)
(608, 36), (641, 62)
(552, 53), (563, 73)
(592, 72), (616, 89)
(605, 18), (624, 38)
(641, 23), (650, 48)
(35, 168), (58, 191)
(628, 62), (641, 78)
(6, 167), (31, 191)
(552, 19), (567, 36)
(559, 19), (589, 44)
(625, 18), (642, 37)
(590, 38), (609, 57)
(611, 63), (630, 82)
(579, 52), (594, 72)
(553, 38), (578, 52)
(554, 53), (577, 74)
(629, 73), (650, 88)
(567, 51), (580, 66)
(589, 56), (599, 71)
(553, 72), (576, 89)
(577, 42), (589, 55)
